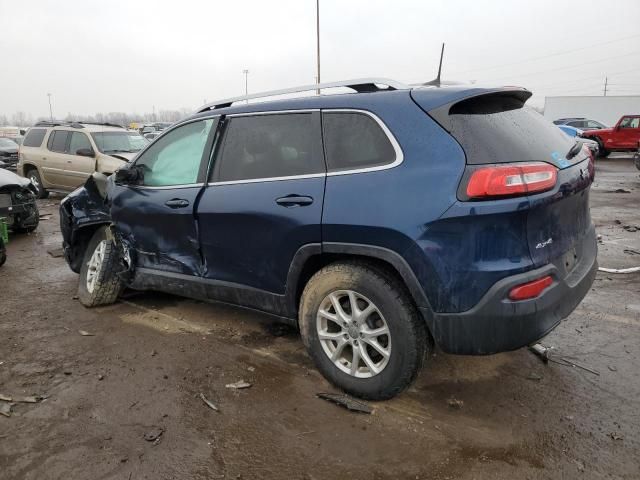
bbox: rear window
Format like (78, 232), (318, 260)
(216, 113), (323, 182)
(435, 92), (573, 165)
(48, 131), (70, 153)
(22, 128), (47, 148)
(322, 112), (397, 172)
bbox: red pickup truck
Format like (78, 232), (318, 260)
(581, 115), (640, 157)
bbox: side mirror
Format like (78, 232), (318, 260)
(76, 148), (95, 157)
(114, 164), (141, 184)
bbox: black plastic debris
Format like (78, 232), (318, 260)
(316, 393), (373, 414)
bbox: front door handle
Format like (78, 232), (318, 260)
(165, 198), (190, 209)
(275, 195), (313, 207)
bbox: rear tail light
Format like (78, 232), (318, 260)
(465, 162), (557, 199)
(584, 145), (595, 180)
(508, 275), (553, 301)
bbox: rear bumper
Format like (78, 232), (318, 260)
(423, 226), (598, 355)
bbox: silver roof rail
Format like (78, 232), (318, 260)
(196, 77), (409, 113)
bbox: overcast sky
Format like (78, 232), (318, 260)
(1, 0), (639, 119)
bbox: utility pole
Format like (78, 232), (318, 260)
(603, 76), (608, 96)
(47, 93), (53, 121)
(243, 69), (249, 103)
(316, 0), (320, 95)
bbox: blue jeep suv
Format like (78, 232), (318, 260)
(60, 79), (597, 400)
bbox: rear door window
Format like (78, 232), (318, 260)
(22, 128), (47, 147)
(432, 92), (574, 165)
(215, 113), (324, 182)
(48, 131), (70, 153)
(322, 112), (397, 173)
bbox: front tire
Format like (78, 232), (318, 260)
(593, 138), (609, 157)
(299, 262), (428, 400)
(78, 226), (123, 307)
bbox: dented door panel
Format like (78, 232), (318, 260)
(110, 184), (204, 275)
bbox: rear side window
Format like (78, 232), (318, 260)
(22, 128), (47, 147)
(48, 131), (70, 153)
(216, 113), (323, 182)
(322, 112), (396, 172)
(434, 92), (573, 165)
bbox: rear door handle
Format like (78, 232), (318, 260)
(165, 198), (190, 209)
(275, 195), (313, 207)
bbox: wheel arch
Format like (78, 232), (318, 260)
(65, 221), (111, 273)
(285, 243), (435, 328)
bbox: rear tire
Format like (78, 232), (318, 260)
(77, 226), (123, 307)
(27, 169), (49, 199)
(299, 261), (427, 400)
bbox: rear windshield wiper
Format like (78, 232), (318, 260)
(566, 141), (582, 160)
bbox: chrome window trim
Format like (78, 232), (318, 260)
(323, 109), (404, 177)
(128, 183), (205, 191)
(209, 173), (325, 187)
(206, 109), (403, 186)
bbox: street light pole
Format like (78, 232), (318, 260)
(316, 0), (320, 95)
(47, 93), (53, 121)
(243, 69), (249, 104)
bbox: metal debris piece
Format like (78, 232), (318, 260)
(143, 426), (164, 442)
(447, 398), (464, 409)
(14, 396), (40, 403)
(0, 402), (12, 417)
(548, 357), (600, 376)
(0, 394), (11, 402)
(609, 432), (623, 441)
(529, 343), (550, 363)
(316, 393), (373, 414)
(247, 366), (255, 372)
(613, 188), (631, 194)
(527, 372), (543, 381)
(199, 393), (219, 412)
(47, 247), (64, 258)
(78, 330), (94, 336)
(225, 380), (251, 390)
(608, 365), (618, 372)
(598, 266), (640, 274)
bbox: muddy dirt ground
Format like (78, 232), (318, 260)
(1, 157), (639, 480)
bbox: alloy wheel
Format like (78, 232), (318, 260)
(316, 290), (391, 378)
(86, 240), (107, 293)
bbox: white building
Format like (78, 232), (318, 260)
(543, 95), (640, 127)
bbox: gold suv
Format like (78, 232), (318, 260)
(18, 121), (148, 198)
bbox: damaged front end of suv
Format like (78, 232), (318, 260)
(60, 173), (123, 273)
(0, 168), (39, 233)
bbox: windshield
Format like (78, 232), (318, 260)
(0, 138), (17, 148)
(91, 131), (148, 154)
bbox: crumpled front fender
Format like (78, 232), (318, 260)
(60, 173), (113, 273)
